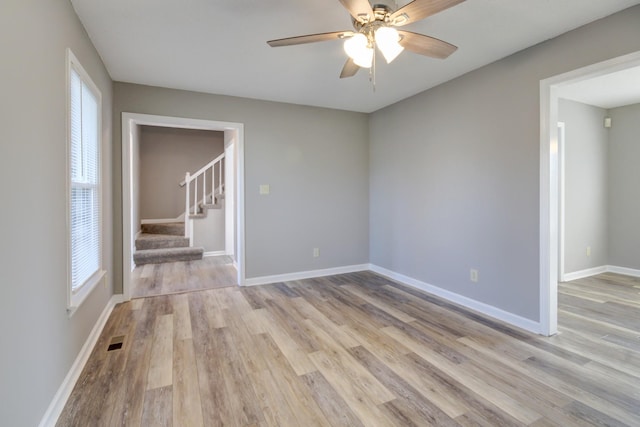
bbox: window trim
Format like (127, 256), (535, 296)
(66, 48), (105, 314)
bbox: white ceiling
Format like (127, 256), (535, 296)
(70, 0), (640, 113)
(558, 66), (640, 109)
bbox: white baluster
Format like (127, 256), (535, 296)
(184, 172), (190, 238)
(202, 169), (207, 207)
(218, 159), (222, 195)
(211, 163), (215, 203)
(194, 177), (198, 215)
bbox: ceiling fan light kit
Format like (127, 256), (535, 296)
(375, 26), (404, 63)
(267, 0), (465, 79)
(344, 33), (374, 68)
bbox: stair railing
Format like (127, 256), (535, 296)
(179, 153), (225, 244)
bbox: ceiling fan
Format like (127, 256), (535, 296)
(267, 0), (465, 79)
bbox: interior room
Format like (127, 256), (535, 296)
(2, 1), (640, 426)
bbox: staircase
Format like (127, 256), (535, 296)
(133, 153), (225, 266)
(133, 222), (204, 265)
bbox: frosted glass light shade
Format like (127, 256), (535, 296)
(344, 33), (373, 68)
(375, 26), (404, 63)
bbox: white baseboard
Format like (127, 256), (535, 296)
(243, 264), (370, 287)
(562, 265), (640, 281)
(369, 264), (542, 335)
(562, 265), (607, 282)
(607, 265), (640, 278)
(39, 294), (123, 427)
(203, 250), (226, 257)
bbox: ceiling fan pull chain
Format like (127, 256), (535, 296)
(371, 46), (377, 92)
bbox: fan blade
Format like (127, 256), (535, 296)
(338, 0), (374, 23)
(390, 0), (465, 26)
(398, 31), (457, 59)
(268, 31), (353, 47)
(340, 58), (360, 78)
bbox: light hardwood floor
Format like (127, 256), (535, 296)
(57, 271), (640, 426)
(131, 256), (237, 298)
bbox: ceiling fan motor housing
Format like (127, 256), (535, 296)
(354, 4), (392, 26)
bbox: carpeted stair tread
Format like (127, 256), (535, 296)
(201, 203), (222, 209)
(135, 233), (189, 250)
(141, 222), (185, 236)
(133, 246), (204, 265)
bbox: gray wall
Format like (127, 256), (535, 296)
(193, 200), (226, 252)
(140, 126), (224, 219)
(369, 6), (640, 322)
(0, 1), (113, 425)
(113, 84), (370, 286)
(608, 103), (640, 270)
(559, 99), (609, 273)
(2, 4), (638, 424)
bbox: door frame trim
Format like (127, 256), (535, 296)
(121, 113), (245, 300)
(539, 50), (640, 336)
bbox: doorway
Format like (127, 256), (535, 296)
(539, 51), (640, 336)
(121, 113), (245, 301)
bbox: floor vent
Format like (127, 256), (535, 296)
(108, 335), (125, 352)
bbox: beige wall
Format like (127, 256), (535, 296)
(140, 126), (224, 219)
(0, 1), (113, 425)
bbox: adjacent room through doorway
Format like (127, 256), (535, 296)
(540, 50), (640, 336)
(121, 113), (245, 301)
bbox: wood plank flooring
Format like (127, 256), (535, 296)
(57, 271), (640, 426)
(131, 256), (237, 298)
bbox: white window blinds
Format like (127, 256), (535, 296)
(69, 66), (101, 292)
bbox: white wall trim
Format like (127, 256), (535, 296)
(203, 250), (226, 257)
(557, 122), (566, 282)
(562, 265), (640, 281)
(562, 266), (607, 282)
(243, 264), (370, 287)
(539, 50), (640, 337)
(607, 265), (640, 278)
(370, 265), (542, 335)
(39, 294), (123, 427)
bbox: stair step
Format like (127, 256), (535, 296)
(135, 233), (189, 250)
(188, 203), (222, 219)
(141, 222), (184, 236)
(133, 246), (204, 265)
(201, 203), (222, 209)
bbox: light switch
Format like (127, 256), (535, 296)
(259, 184), (270, 195)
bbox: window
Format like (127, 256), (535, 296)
(67, 49), (103, 311)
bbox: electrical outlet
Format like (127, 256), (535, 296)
(470, 269), (479, 283)
(313, 248), (320, 258)
(586, 246), (591, 257)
